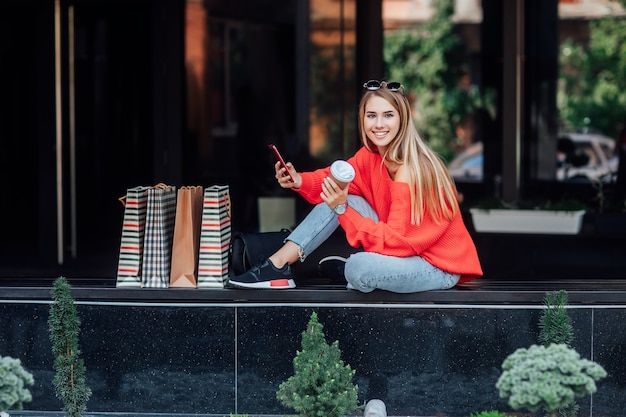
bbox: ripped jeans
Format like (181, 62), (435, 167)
(286, 195), (460, 293)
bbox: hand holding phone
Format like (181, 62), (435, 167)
(268, 144), (295, 183)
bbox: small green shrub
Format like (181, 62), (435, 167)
(0, 355), (34, 411)
(48, 277), (92, 417)
(539, 290), (574, 348)
(469, 411), (510, 417)
(538, 290), (577, 417)
(496, 343), (607, 414)
(276, 312), (359, 417)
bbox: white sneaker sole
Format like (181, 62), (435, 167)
(227, 278), (296, 289)
(318, 255), (348, 264)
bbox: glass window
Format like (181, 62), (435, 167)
(557, 0), (626, 183)
(185, 0), (298, 231)
(382, 0), (495, 184)
(309, 0), (357, 163)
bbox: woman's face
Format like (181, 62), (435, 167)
(363, 95), (400, 153)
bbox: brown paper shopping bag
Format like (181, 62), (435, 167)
(169, 186), (203, 288)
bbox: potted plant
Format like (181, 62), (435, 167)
(0, 355), (34, 416)
(469, 198), (587, 234)
(495, 343), (606, 417)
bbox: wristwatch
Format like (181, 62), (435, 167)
(333, 202), (347, 215)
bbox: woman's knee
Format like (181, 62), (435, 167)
(345, 255), (375, 293)
(347, 195), (379, 221)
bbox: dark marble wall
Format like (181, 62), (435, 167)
(1, 302), (624, 416)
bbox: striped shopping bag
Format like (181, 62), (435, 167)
(141, 184), (177, 288)
(197, 185), (232, 288)
(116, 185), (152, 287)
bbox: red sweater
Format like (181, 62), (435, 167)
(295, 147), (482, 283)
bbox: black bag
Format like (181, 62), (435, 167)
(229, 229), (290, 276)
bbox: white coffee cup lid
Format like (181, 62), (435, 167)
(330, 160), (355, 182)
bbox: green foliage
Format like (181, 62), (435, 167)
(469, 411), (510, 417)
(539, 290), (574, 347)
(0, 355), (34, 411)
(276, 312), (358, 417)
(48, 277), (92, 417)
(555, 403), (580, 417)
(538, 290), (578, 417)
(384, 0), (457, 158)
(558, 17), (626, 135)
(384, 0), (495, 160)
(496, 344), (607, 413)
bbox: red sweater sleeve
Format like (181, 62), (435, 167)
(294, 168), (328, 205)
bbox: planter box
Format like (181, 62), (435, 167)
(469, 208), (586, 234)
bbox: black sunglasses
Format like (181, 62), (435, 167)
(363, 80), (403, 92)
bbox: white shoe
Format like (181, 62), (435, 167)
(364, 399), (387, 417)
(318, 255), (347, 282)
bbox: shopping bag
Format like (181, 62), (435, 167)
(169, 186), (203, 288)
(141, 184), (177, 288)
(116, 186), (152, 287)
(197, 185), (232, 288)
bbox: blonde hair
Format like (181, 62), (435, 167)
(358, 88), (459, 224)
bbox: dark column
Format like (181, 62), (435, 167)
(523, 0), (559, 184)
(152, 0), (184, 184)
(501, 0), (524, 202)
(481, 0), (504, 199)
(356, 0), (383, 91)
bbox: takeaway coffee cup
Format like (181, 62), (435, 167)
(328, 160), (356, 190)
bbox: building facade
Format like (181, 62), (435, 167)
(0, 0), (623, 281)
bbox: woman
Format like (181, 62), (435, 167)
(228, 80), (482, 292)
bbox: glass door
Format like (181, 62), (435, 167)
(0, 0), (154, 284)
(65, 0), (154, 282)
(0, 2), (58, 278)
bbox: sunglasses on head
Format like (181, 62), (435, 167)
(363, 80), (403, 92)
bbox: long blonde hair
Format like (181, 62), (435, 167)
(358, 88), (459, 224)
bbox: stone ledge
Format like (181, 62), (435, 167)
(2, 278), (626, 305)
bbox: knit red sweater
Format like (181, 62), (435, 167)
(295, 147), (482, 283)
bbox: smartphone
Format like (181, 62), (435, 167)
(268, 144), (295, 183)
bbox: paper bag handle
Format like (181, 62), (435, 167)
(118, 183), (169, 207)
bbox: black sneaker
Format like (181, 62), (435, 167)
(227, 259), (295, 289)
(318, 255), (347, 283)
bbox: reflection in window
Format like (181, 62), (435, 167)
(558, 0), (626, 183)
(185, 0), (297, 187)
(382, 0), (495, 183)
(556, 131), (619, 182)
(309, 0), (357, 162)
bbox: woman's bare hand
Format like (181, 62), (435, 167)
(275, 161), (302, 189)
(320, 176), (348, 209)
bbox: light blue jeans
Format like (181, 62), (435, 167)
(287, 195), (461, 293)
